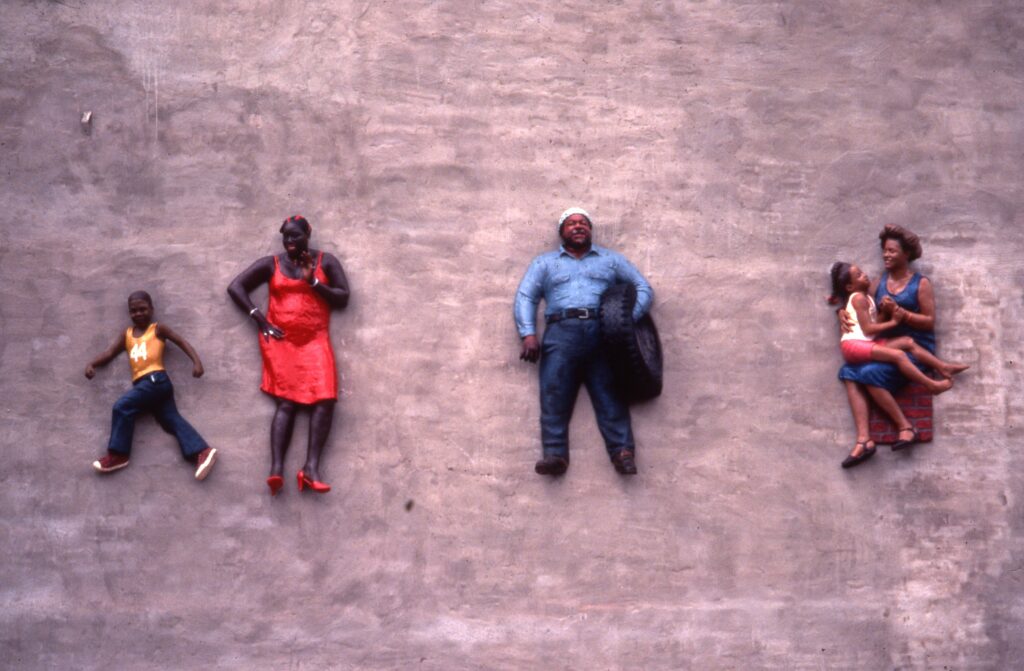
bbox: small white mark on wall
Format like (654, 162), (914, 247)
(140, 56), (160, 148)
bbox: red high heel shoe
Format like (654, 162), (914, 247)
(297, 470), (331, 493)
(266, 475), (284, 496)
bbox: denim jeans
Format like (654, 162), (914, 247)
(538, 318), (635, 460)
(107, 370), (208, 459)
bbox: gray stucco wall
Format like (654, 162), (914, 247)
(2, 1), (1023, 668)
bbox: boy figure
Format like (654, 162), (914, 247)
(85, 291), (217, 479)
(514, 207), (653, 476)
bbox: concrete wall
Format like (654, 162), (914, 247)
(3, 1), (1023, 668)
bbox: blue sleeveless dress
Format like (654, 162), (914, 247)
(837, 272), (936, 392)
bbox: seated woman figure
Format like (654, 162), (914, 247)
(837, 224), (956, 466)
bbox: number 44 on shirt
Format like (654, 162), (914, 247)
(130, 341), (148, 362)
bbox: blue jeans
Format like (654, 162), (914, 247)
(107, 371), (208, 459)
(539, 319), (635, 460)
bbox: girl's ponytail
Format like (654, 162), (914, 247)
(828, 262), (852, 306)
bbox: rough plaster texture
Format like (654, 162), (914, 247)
(2, 1), (1023, 668)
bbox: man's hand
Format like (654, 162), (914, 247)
(84, 364), (95, 379)
(837, 309), (854, 334)
(192, 363), (205, 378)
(520, 335), (540, 363)
(299, 251), (315, 283)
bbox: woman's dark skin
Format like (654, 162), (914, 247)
(227, 220), (350, 483)
(839, 236), (933, 457)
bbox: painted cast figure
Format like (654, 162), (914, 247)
(835, 224), (960, 467)
(85, 291), (218, 480)
(514, 207), (653, 476)
(829, 258), (967, 468)
(228, 215), (350, 495)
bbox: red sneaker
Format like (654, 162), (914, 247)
(92, 452), (130, 474)
(194, 447), (217, 481)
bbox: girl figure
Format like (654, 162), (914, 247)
(829, 262), (967, 467)
(84, 291), (217, 479)
(830, 262), (968, 390)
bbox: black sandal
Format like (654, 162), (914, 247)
(891, 427), (919, 452)
(841, 441), (876, 469)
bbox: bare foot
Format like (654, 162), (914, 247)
(928, 378), (954, 394)
(939, 362), (970, 379)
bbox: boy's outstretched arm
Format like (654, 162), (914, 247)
(85, 333), (126, 378)
(157, 324), (204, 378)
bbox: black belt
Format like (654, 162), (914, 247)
(546, 307), (599, 324)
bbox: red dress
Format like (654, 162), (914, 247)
(259, 253), (337, 404)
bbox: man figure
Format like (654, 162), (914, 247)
(515, 207), (653, 476)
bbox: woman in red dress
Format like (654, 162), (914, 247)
(228, 215), (350, 495)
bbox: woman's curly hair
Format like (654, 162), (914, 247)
(879, 224), (922, 261)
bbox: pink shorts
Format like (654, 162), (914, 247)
(841, 338), (886, 364)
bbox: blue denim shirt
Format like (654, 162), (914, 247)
(514, 244), (654, 337)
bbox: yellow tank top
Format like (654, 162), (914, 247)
(125, 323), (166, 381)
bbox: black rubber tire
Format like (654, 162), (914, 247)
(599, 283), (663, 402)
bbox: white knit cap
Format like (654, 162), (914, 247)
(558, 207), (592, 229)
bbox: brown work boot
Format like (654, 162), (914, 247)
(611, 450), (637, 475)
(534, 455), (569, 476)
(92, 452), (130, 474)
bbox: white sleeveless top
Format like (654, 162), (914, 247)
(840, 293), (876, 342)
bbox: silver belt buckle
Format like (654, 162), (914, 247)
(577, 308), (592, 319)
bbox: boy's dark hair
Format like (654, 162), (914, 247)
(128, 290), (153, 307)
(280, 214), (312, 235)
(879, 224), (922, 261)
(828, 262), (853, 305)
